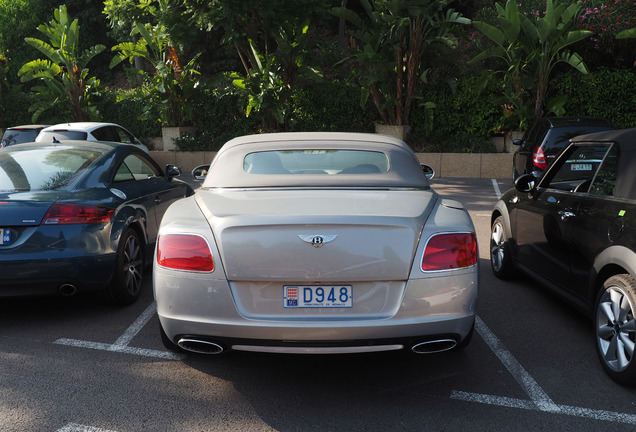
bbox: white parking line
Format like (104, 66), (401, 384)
(491, 178), (502, 199)
(474, 316), (560, 413)
(54, 301), (182, 361)
(57, 423), (118, 432)
(451, 316), (636, 425)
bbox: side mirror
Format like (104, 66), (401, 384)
(512, 139), (523, 146)
(192, 164), (210, 181)
(514, 173), (536, 193)
(165, 164), (181, 179)
(421, 164), (435, 180)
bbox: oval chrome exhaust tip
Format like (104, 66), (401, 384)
(177, 338), (224, 355)
(59, 284), (78, 297)
(411, 339), (457, 354)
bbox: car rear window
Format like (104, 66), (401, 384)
(1, 129), (41, 146)
(0, 146), (102, 191)
(243, 150), (389, 175)
(37, 131), (89, 142)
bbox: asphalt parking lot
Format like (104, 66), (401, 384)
(1, 177), (635, 432)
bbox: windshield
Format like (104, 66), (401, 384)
(0, 146), (102, 191)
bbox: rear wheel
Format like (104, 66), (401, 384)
(104, 228), (144, 305)
(595, 274), (636, 385)
(490, 216), (515, 279)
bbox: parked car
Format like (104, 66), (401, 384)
(36, 122), (149, 153)
(1, 125), (49, 148)
(512, 116), (613, 183)
(0, 141), (192, 305)
(154, 132), (479, 357)
(491, 128), (636, 385)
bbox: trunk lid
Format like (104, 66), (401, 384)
(195, 189), (437, 281)
(0, 192), (58, 226)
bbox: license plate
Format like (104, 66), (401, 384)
(0, 228), (10, 245)
(570, 163), (592, 171)
(283, 285), (353, 308)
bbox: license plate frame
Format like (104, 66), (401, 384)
(0, 228), (11, 245)
(283, 285), (353, 308)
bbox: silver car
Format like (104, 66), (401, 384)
(153, 132), (478, 355)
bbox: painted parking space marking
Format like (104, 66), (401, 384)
(472, 316), (560, 412)
(57, 423), (118, 432)
(491, 178), (502, 198)
(452, 316), (636, 425)
(54, 301), (182, 361)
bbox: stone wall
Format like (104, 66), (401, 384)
(150, 151), (514, 179)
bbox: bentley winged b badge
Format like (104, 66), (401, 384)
(298, 234), (337, 248)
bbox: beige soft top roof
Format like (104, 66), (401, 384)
(202, 132), (430, 189)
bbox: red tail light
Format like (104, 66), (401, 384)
(42, 203), (114, 225)
(157, 234), (214, 272)
(421, 233), (478, 271)
(532, 146), (547, 170)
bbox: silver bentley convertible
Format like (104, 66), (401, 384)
(153, 132), (478, 355)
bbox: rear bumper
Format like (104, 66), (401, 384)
(154, 267), (478, 353)
(0, 254), (116, 297)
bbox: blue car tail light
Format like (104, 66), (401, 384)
(42, 203), (114, 225)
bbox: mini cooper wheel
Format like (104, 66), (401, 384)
(105, 228), (144, 305)
(490, 216), (515, 279)
(595, 274), (636, 385)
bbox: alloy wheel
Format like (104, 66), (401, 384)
(596, 284), (636, 373)
(122, 234), (143, 296)
(491, 220), (506, 273)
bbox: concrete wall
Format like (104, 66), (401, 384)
(151, 151), (514, 179)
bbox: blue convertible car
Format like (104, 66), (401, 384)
(0, 141), (193, 305)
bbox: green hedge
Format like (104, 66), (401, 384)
(551, 68), (636, 129)
(409, 75), (501, 152)
(290, 81), (376, 133)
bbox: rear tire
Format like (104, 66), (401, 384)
(104, 228), (144, 305)
(595, 274), (636, 385)
(490, 216), (515, 279)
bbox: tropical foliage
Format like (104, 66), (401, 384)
(471, 0), (592, 129)
(333, 0), (470, 128)
(0, 0), (633, 151)
(17, 5), (105, 122)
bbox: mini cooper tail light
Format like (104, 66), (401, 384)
(42, 203), (114, 224)
(157, 234), (214, 272)
(532, 146), (547, 170)
(421, 232), (478, 271)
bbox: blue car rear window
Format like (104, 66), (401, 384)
(0, 147), (102, 191)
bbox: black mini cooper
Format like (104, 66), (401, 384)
(491, 128), (636, 385)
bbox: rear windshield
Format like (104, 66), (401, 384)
(1, 129), (41, 146)
(243, 150), (389, 175)
(0, 147), (102, 191)
(37, 131), (89, 142)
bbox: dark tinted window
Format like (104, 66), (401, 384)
(37, 131), (88, 142)
(1, 129), (41, 146)
(546, 145), (611, 192)
(589, 145), (619, 197)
